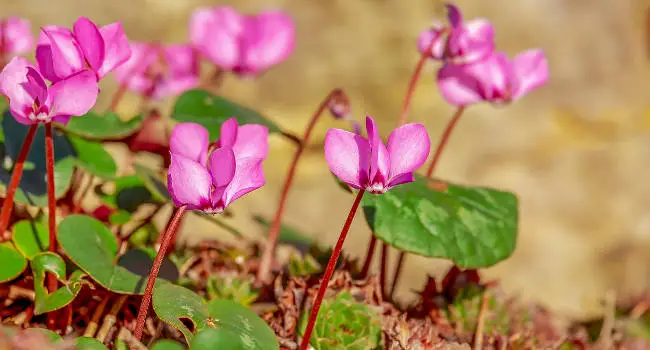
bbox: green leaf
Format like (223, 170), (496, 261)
(153, 283), (209, 343)
(133, 163), (171, 202)
(109, 210), (132, 225)
(12, 220), (49, 259)
(58, 215), (161, 294)
(67, 135), (117, 179)
(22, 328), (62, 342)
(100, 175), (155, 212)
(30, 252), (87, 315)
(0, 241), (27, 282)
(63, 112), (143, 140)
(117, 248), (179, 282)
(150, 339), (186, 350)
(361, 176), (518, 268)
(207, 299), (279, 350)
(0, 114), (76, 207)
(74, 337), (109, 350)
(171, 89), (281, 140)
(191, 327), (245, 350)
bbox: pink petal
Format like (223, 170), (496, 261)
(386, 123), (431, 185)
(417, 25), (446, 60)
(0, 57), (36, 121)
(189, 7), (217, 49)
(219, 117), (239, 148)
(37, 26), (70, 46)
(42, 28), (85, 80)
(73, 17), (105, 73)
(35, 45), (59, 82)
(220, 156), (265, 208)
(97, 22), (131, 78)
(450, 19), (494, 64)
(445, 4), (463, 28)
(198, 7), (244, 69)
(240, 11), (295, 74)
(169, 122), (210, 165)
(231, 124), (268, 159)
(365, 116), (390, 184)
(150, 75), (199, 100)
(324, 128), (370, 189)
(23, 67), (48, 105)
(436, 63), (485, 106)
(48, 70), (98, 119)
(2, 17), (33, 54)
(113, 42), (155, 87)
(164, 44), (198, 76)
(167, 154), (212, 210)
(511, 49), (549, 100)
(208, 147), (236, 188)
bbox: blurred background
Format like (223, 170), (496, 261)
(4, 0), (650, 320)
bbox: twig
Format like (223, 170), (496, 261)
(116, 327), (148, 350)
(179, 255), (200, 276)
(596, 290), (616, 349)
(84, 296), (110, 337)
(97, 295), (128, 343)
(473, 291), (489, 350)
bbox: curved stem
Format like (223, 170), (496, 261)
(45, 122), (58, 330)
(133, 205), (187, 341)
(357, 233), (377, 279)
(0, 124), (38, 236)
(380, 243), (388, 299)
(298, 190), (365, 350)
(257, 89), (343, 284)
(396, 38), (437, 126)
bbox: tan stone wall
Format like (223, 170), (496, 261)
(6, 0), (650, 319)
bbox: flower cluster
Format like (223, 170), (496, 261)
(418, 4), (549, 106)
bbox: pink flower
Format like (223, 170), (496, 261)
(36, 17), (131, 82)
(167, 119), (268, 213)
(190, 6), (295, 76)
(113, 42), (199, 100)
(325, 116), (431, 194)
(417, 4), (494, 64)
(0, 17), (33, 56)
(437, 49), (549, 106)
(0, 57), (98, 125)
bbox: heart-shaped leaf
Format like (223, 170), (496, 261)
(0, 114), (76, 207)
(0, 242), (27, 282)
(150, 339), (185, 350)
(30, 252), (87, 315)
(153, 283), (209, 343)
(152, 284), (278, 349)
(12, 220), (49, 259)
(58, 215), (162, 294)
(191, 327), (245, 350)
(171, 89), (281, 140)
(75, 337), (109, 350)
(361, 176), (518, 268)
(63, 112), (143, 140)
(100, 175), (156, 213)
(67, 135), (117, 179)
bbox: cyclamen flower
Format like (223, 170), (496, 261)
(325, 116), (431, 194)
(417, 4), (494, 64)
(0, 17), (34, 56)
(0, 57), (98, 125)
(167, 119), (268, 213)
(36, 17), (131, 82)
(113, 42), (199, 100)
(190, 6), (295, 76)
(437, 49), (549, 106)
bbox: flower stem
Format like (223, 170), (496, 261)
(257, 89), (343, 284)
(133, 205), (186, 341)
(389, 106), (467, 298)
(380, 242), (389, 299)
(396, 39), (437, 126)
(45, 122), (58, 330)
(0, 124), (38, 236)
(357, 233), (377, 279)
(298, 190), (365, 350)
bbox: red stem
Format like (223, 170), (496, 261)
(107, 85), (127, 113)
(257, 89), (343, 284)
(298, 190), (365, 350)
(396, 38), (437, 126)
(380, 243), (388, 299)
(45, 122), (58, 330)
(0, 124), (38, 235)
(133, 205), (187, 341)
(390, 106), (467, 298)
(357, 233), (377, 279)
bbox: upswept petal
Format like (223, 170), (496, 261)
(151, 75), (199, 100)
(324, 128), (370, 189)
(437, 63), (485, 106)
(97, 22), (131, 78)
(200, 7), (244, 69)
(511, 49), (548, 100)
(208, 146), (236, 188)
(73, 17), (105, 73)
(365, 116), (390, 183)
(164, 44), (198, 76)
(43, 28), (85, 80)
(386, 123), (430, 184)
(451, 18), (494, 64)
(241, 11), (295, 73)
(167, 154), (212, 210)
(220, 156), (265, 208)
(0, 57), (36, 119)
(231, 124), (268, 159)
(113, 42), (155, 88)
(189, 7), (215, 48)
(35, 45), (58, 82)
(219, 117), (239, 148)
(445, 4), (463, 28)
(169, 122), (210, 164)
(417, 25), (445, 59)
(23, 67), (48, 105)
(49, 70), (98, 119)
